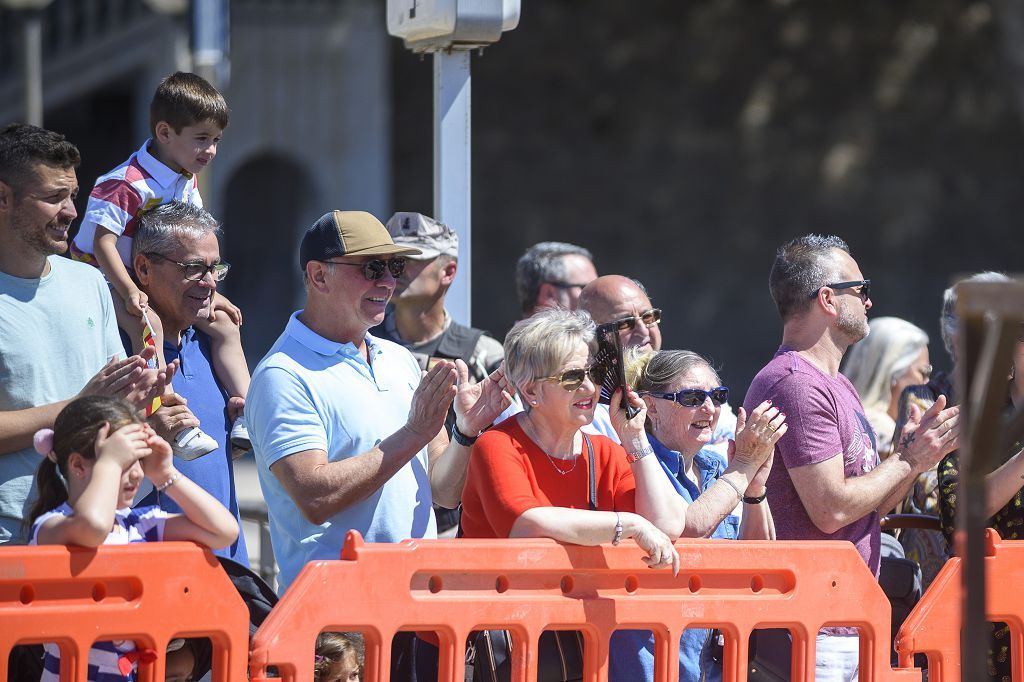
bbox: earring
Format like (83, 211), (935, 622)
(530, 400), (538, 406)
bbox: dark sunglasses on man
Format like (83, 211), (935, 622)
(143, 252), (231, 282)
(538, 365), (606, 392)
(602, 308), (662, 334)
(640, 386), (730, 408)
(325, 257), (406, 281)
(811, 279), (871, 303)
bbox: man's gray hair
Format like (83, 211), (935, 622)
(768, 234), (851, 321)
(132, 201), (222, 261)
(940, 271), (1010, 360)
(503, 308), (596, 402)
(515, 241), (594, 315)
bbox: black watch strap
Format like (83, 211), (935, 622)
(451, 423), (478, 447)
(742, 491), (767, 504)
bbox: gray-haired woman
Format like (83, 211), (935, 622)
(459, 309), (784, 679)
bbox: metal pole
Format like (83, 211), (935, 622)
(23, 11), (43, 126)
(433, 49), (472, 326)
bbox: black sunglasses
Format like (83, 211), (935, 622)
(601, 308), (662, 334)
(143, 252), (230, 282)
(538, 365), (604, 392)
(326, 257), (406, 281)
(812, 280), (871, 303)
(641, 386), (730, 408)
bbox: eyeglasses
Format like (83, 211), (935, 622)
(325, 257), (406, 281)
(547, 281), (590, 291)
(601, 308), (662, 334)
(917, 364), (934, 381)
(812, 280), (871, 303)
(538, 365), (604, 392)
(640, 386), (730, 408)
(143, 253), (230, 282)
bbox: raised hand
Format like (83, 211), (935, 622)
(94, 422), (152, 471)
(406, 360), (458, 441)
(609, 387), (649, 452)
(77, 356), (147, 400)
(453, 361), (514, 436)
(139, 423), (176, 484)
(896, 395), (960, 471)
(126, 287), (149, 317)
(730, 401), (787, 471)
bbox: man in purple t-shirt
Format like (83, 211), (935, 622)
(744, 234), (960, 682)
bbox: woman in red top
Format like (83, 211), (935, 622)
(461, 308), (783, 567)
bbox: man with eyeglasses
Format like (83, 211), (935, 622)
(0, 124), (168, 545)
(576, 275), (739, 453)
(246, 210), (510, 679)
(128, 200), (249, 565)
(744, 234), (960, 681)
(515, 241), (598, 317)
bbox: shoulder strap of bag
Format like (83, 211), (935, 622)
(584, 433), (597, 511)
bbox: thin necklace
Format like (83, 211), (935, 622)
(521, 415), (580, 476)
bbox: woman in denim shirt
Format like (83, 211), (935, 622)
(610, 349), (779, 682)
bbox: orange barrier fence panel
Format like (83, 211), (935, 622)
(250, 531), (924, 682)
(894, 529), (1024, 682)
(0, 542), (251, 682)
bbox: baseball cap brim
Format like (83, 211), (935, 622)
(346, 243), (423, 257)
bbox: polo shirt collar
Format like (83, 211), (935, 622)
(286, 311), (379, 359)
(136, 138), (192, 188)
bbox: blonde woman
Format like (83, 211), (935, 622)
(841, 316), (931, 457)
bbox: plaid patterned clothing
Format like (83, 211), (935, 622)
(31, 503), (170, 681)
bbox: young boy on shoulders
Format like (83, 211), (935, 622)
(71, 71), (250, 460)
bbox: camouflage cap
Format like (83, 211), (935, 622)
(385, 212), (459, 260)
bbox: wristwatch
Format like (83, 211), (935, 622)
(625, 445), (654, 464)
(451, 423), (479, 447)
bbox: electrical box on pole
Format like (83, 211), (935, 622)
(386, 0), (520, 326)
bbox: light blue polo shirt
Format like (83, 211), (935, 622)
(246, 312), (436, 592)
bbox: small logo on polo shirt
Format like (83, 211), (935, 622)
(87, 317), (95, 329)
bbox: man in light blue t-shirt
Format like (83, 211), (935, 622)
(0, 124), (166, 544)
(247, 210), (511, 680)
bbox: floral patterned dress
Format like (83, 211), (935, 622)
(937, 412), (1024, 682)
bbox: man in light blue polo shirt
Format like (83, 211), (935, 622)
(248, 210), (510, 584)
(246, 210), (510, 679)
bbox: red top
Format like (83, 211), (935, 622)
(460, 417), (637, 538)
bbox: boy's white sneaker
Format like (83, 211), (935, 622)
(173, 426), (218, 460)
(229, 415), (251, 452)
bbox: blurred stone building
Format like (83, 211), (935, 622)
(3, 0), (1021, 391)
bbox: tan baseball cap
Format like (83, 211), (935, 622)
(299, 210), (421, 270)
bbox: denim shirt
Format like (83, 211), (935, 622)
(609, 435), (739, 682)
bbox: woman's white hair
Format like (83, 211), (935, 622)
(503, 308), (596, 402)
(940, 271), (1010, 361)
(841, 316), (929, 413)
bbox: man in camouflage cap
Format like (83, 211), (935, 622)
(373, 211), (504, 385)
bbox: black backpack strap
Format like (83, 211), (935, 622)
(584, 433), (597, 511)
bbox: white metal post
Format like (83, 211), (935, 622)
(433, 49), (472, 326)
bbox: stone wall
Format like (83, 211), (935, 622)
(391, 0), (1024, 394)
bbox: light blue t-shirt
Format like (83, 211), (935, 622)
(247, 312), (436, 592)
(0, 256), (123, 544)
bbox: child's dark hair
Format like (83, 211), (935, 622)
(314, 632), (364, 681)
(26, 396), (141, 530)
(150, 71), (229, 136)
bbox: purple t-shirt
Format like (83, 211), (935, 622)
(744, 348), (881, 581)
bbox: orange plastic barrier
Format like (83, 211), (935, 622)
(894, 529), (1024, 681)
(0, 542), (250, 682)
(250, 532), (923, 682)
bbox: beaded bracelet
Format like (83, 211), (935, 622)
(157, 471), (181, 492)
(612, 512), (623, 546)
